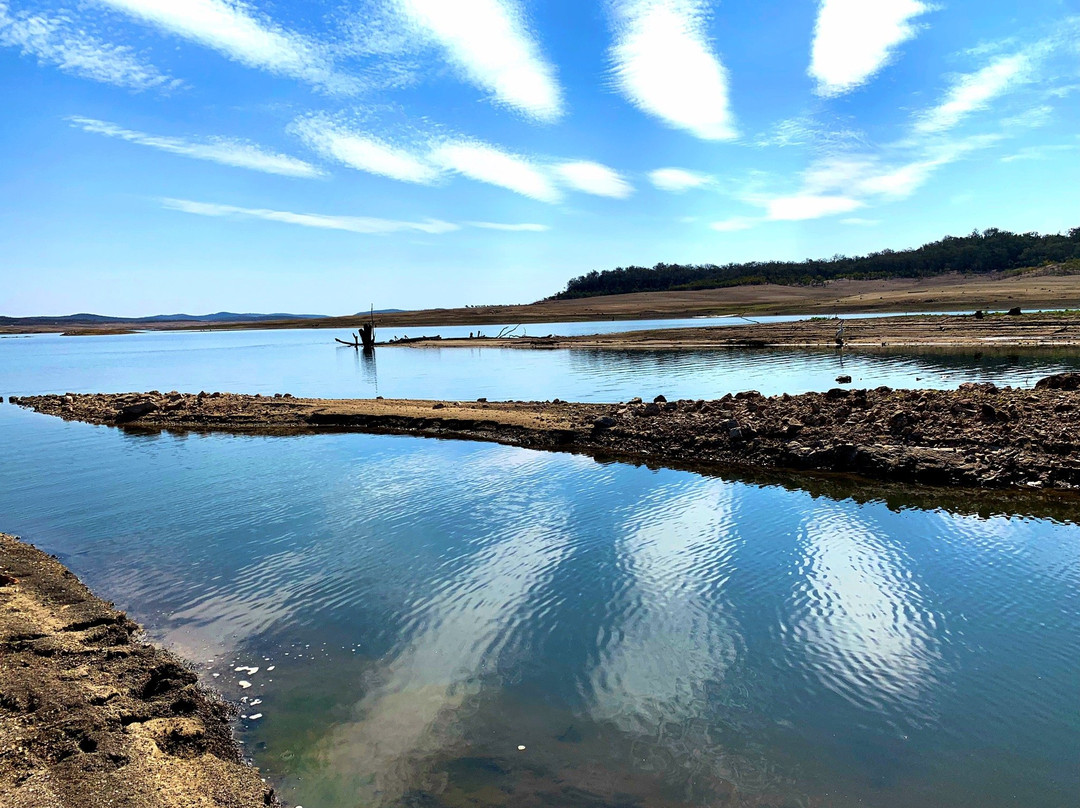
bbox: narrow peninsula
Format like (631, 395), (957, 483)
(12, 373), (1080, 493)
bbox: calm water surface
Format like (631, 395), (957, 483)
(4, 326), (1080, 400)
(1, 327), (1078, 807)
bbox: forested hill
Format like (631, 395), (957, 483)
(551, 228), (1080, 300)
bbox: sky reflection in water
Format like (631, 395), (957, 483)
(0, 403), (1077, 808)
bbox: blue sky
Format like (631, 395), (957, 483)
(1, 0), (1078, 316)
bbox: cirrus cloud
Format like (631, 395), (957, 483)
(291, 115), (437, 183)
(161, 198), (459, 234)
(70, 116), (324, 178)
(810, 0), (931, 97)
(649, 167), (711, 192)
(429, 140), (562, 202)
(93, 0), (358, 93)
(394, 0), (563, 122)
(0, 1), (179, 90)
(554, 161), (633, 198)
(914, 53), (1033, 134)
(610, 0), (736, 140)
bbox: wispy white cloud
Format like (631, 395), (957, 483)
(394, 0), (562, 121)
(291, 118), (635, 204)
(291, 115), (437, 183)
(161, 198), (459, 234)
(709, 217), (755, 232)
(93, 0), (356, 93)
(70, 116), (323, 177)
(801, 135), (1003, 201)
(430, 140), (562, 202)
(810, 0), (930, 97)
(754, 116), (868, 150)
(610, 0), (735, 140)
(0, 1), (179, 90)
(766, 195), (863, 221)
(1000, 143), (1078, 163)
(554, 161), (633, 198)
(841, 217), (881, 226)
(466, 221), (549, 232)
(914, 53), (1033, 134)
(649, 167), (711, 192)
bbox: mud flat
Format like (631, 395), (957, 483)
(0, 532), (277, 808)
(396, 311), (1080, 350)
(12, 373), (1080, 493)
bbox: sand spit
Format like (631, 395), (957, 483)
(395, 311), (1080, 350)
(0, 532), (277, 808)
(12, 374), (1080, 492)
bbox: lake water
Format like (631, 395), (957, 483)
(4, 326), (1080, 401)
(1, 326), (1078, 807)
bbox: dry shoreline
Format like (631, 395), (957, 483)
(6, 271), (1080, 335)
(0, 532), (277, 808)
(12, 375), (1080, 494)
(390, 311), (1080, 351)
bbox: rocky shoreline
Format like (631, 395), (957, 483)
(0, 532), (277, 808)
(11, 373), (1080, 493)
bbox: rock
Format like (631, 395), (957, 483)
(1007, 307), (1022, 316)
(638, 402), (661, 416)
(836, 375), (852, 384)
(826, 388), (850, 400)
(653, 395), (667, 403)
(662, 401), (678, 411)
(1035, 373), (1080, 391)
(628, 397), (643, 405)
(728, 427), (743, 440)
(116, 401), (158, 422)
(476, 397), (488, 402)
(592, 416), (617, 431)
(432, 403), (445, 410)
(974, 309), (985, 319)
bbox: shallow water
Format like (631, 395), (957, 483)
(1, 326), (1078, 807)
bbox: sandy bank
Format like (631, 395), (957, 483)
(12, 375), (1080, 494)
(0, 532), (277, 808)
(393, 311), (1080, 351)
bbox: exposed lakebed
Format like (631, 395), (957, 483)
(1, 326), (1078, 807)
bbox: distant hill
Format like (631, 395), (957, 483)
(0, 311), (328, 326)
(550, 227), (1080, 300)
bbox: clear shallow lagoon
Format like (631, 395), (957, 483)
(1, 326), (1078, 807)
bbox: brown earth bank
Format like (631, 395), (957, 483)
(395, 311), (1080, 350)
(0, 532), (278, 808)
(11, 374), (1080, 495)
(6, 270), (1080, 334)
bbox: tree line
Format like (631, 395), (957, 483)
(550, 227), (1080, 300)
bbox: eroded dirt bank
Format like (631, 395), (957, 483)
(12, 373), (1080, 492)
(0, 532), (277, 808)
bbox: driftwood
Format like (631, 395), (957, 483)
(336, 313), (377, 351)
(387, 335), (442, 344)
